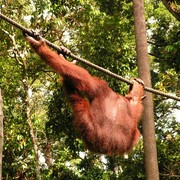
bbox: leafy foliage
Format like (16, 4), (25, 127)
(0, 0), (179, 179)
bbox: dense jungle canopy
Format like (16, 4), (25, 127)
(0, 0), (179, 179)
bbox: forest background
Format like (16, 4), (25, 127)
(0, 0), (179, 179)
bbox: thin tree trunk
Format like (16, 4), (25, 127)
(132, 0), (159, 179)
(43, 142), (53, 168)
(0, 89), (3, 180)
(25, 85), (41, 180)
(3, 29), (41, 179)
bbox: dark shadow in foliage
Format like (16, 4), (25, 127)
(46, 84), (84, 154)
(44, 164), (80, 180)
(151, 20), (180, 73)
(96, 0), (132, 17)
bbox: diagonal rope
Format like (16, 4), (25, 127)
(0, 12), (180, 101)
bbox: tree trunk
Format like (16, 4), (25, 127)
(3, 28), (42, 179)
(132, 0), (159, 179)
(25, 85), (41, 180)
(0, 89), (3, 180)
(43, 142), (53, 168)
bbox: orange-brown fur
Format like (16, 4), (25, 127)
(26, 36), (144, 156)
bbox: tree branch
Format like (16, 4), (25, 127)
(162, 0), (180, 21)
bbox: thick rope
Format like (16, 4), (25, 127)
(0, 12), (180, 101)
